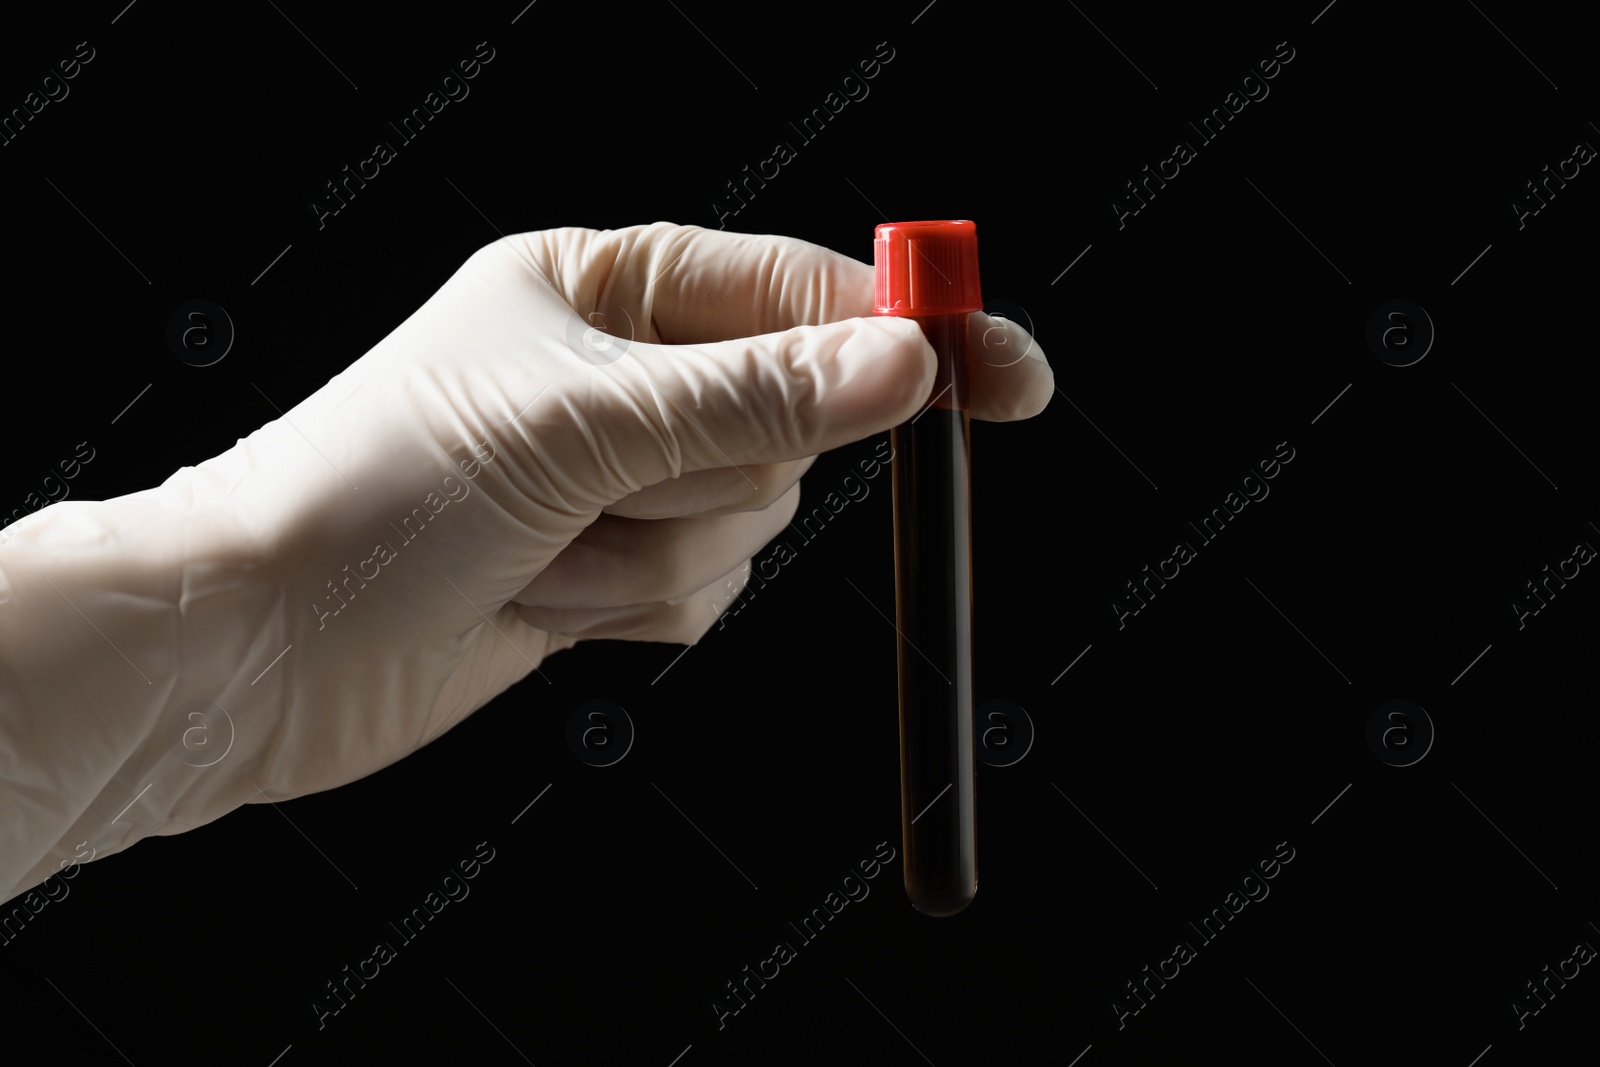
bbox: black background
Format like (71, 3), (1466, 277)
(2, 2), (1596, 1065)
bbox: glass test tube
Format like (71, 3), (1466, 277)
(873, 220), (981, 917)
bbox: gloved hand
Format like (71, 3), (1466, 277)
(0, 222), (1052, 904)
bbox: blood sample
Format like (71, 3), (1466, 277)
(873, 220), (980, 916)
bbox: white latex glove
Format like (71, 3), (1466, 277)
(0, 222), (1052, 904)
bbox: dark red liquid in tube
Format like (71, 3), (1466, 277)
(873, 220), (980, 916)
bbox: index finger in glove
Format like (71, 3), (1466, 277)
(519, 222), (874, 344)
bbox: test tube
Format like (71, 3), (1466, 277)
(873, 220), (981, 916)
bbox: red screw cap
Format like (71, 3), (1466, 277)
(873, 220), (982, 316)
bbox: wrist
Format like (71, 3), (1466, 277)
(0, 491), (272, 900)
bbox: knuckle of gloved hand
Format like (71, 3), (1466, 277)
(540, 372), (676, 499)
(630, 380), (689, 482)
(767, 334), (822, 456)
